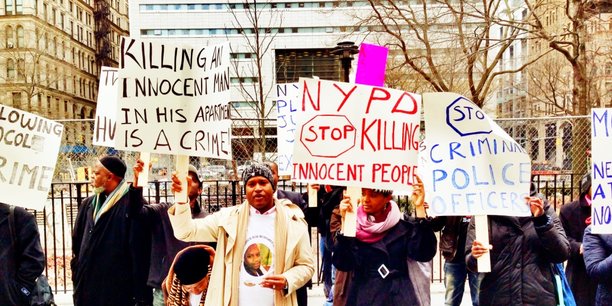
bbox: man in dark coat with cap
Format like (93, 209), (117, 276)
(71, 155), (151, 306)
(560, 173), (597, 306)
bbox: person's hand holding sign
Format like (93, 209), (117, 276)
(410, 175), (426, 218)
(339, 192), (354, 219)
(525, 195), (545, 217)
(471, 240), (492, 259)
(170, 172), (192, 205)
(132, 159), (145, 188)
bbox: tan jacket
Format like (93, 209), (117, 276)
(169, 199), (314, 306)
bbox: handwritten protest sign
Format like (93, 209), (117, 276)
(291, 78), (421, 192)
(0, 105), (64, 210)
(276, 83), (301, 176)
(421, 92), (531, 217)
(93, 67), (119, 146)
(355, 43), (388, 87)
(591, 108), (612, 234)
(116, 37), (232, 159)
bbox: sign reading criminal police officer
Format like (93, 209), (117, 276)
(421, 92), (531, 217)
(591, 108), (612, 234)
(116, 37), (232, 159)
(0, 105), (64, 210)
(292, 78), (421, 192)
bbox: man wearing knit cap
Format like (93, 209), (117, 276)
(169, 163), (314, 306)
(132, 160), (210, 306)
(72, 155), (151, 306)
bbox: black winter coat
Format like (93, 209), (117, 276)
(466, 204), (570, 306)
(0, 204), (45, 306)
(333, 216), (437, 306)
(71, 186), (150, 306)
(583, 226), (612, 306)
(560, 196), (597, 306)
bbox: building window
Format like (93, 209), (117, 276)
(7, 59), (16, 78)
(15, 0), (22, 14)
(12, 92), (22, 108)
(16, 25), (24, 47)
(5, 0), (13, 14)
(17, 59), (25, 79)
(5, 26), (14, 47)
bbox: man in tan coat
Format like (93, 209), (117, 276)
(169, 163), (314, 306)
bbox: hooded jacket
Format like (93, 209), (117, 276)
(465, 198), (570, 306)
(582, 225), (612, 306)
(169, 198), (314, 306)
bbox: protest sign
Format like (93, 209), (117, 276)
(591, 108), (612, 234)
(291, 78), (421, 192)
(276, 83), (301, 176)
(93, 67), (119, 146)
(421, 92), (531, 217)
(116, 37), (232, 159)
(355, 43), (388, 87)
(0, 105), (64, 210)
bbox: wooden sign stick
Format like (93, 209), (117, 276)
(341, 186), (361, 237)
(308, 185), (317, 208)
(475, 215), (491, 273)
(175, 155), (189, 204)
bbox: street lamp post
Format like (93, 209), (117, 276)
(332, 41), (359, 82)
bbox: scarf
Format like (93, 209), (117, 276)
(229, 199), (289, 306)
(356, 200), (402, 243)
(92, 180), (130, 224)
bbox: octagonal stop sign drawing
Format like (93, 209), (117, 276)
(300, 114), (356, 158)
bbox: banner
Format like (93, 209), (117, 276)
(292, 78), (421, 192)
(591, 108), (612, 234)
(93, 66), (119, 146)
(0, 105), (64, 210)
(276, 83), (301, 176)
(421, 92), (531, 217)
(115, 37), (232, 159)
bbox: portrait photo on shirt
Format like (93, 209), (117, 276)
(243, 242), (272, 278)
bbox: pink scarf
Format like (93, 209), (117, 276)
(356, 200), (402, 243)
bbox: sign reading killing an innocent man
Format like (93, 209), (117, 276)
(591, 108), (612, 234)
(291, 78), (421, 192)
(115, 37), (232, 159)
(93, 66), (118, 147)
(0, 105), (64, 210)
(276, 83), (301, 176)
(421, 92), (531, 217)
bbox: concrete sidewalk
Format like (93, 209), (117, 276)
(55, 282), (473, 306)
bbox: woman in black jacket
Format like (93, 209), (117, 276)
(332, 180), (437, 306)
(466, 187), (570, 306)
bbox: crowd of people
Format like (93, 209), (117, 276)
(1, 155), (612, 306)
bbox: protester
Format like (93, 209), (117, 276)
(169, 163), (315, 306)
(560, 173), (597, 306)
(133, 160), (209, 306)
(431, 216), (480, 306)
(265, 161), (311, 306)
(163, 245), (215, 306)
(582, 226), (612, 306)
(466, 183), (570, 306)
(0, 203), (45, 306)
(71, 155), (151, 306)
(332, 178), (437, 306)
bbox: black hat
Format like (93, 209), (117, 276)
(99, 155), (127, 178)
(242, 163), (276, 190)
(580, 173), (591, 196)
(174, 248), (211, 285)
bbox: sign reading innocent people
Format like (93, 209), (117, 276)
(276, 83), (301, 176)
(0, 105), (64, 210)
(591, 108), (612, 234)
(116, 37), (232, 159)
(421, 92), (531, 217)
(291, 78), (421, 192)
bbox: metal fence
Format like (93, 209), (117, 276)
(33, 173), (579, 293)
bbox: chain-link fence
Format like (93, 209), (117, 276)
(56, 115), (591, 183)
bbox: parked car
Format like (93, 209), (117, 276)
(205, 165), (227, 179)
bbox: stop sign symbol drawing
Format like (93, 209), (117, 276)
(300, 114), (356, 158)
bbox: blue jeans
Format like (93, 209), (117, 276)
(444, 261), (480, 306)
